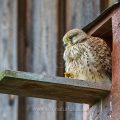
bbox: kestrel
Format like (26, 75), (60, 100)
(63, 29), (111, 82)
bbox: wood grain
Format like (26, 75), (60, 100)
(111, 6), (120, 120)
(57, 0), (66, 119)
(17, 0), (28, 120)
(0, 70), (111, 105)
(0, 0), (18, 120)
(26, 0), (57, 120)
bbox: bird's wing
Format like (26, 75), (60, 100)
(88, 36), (112, 78)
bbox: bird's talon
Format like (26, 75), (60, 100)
(64, 72), (74, 78)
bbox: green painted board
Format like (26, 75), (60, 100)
(0, 70), (111, 105)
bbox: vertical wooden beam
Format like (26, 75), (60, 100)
(100, 0), (118, 12)
(17, 0), (27, 71)
(57, 0), (66, 76)
(17, 0), (27, 120)
(111, 7), (120, 120)
(100, 0), (109, 12)
(57, 0), (66, 120)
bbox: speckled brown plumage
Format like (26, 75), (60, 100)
(63, 29), (111, 82)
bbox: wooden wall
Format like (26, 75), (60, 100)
(26, 0), (57, 120)
(0, 0), (117, 120)
(0, 0), (17, 120)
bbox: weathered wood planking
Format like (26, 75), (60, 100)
(0, 0), (18, 120)
(25, 0), (57, 120)
(66, 0), (100, 30)
(17, 0), (28, 120)
(56, 0), (66, 120)
(111, 6), (120, 120)
(0, 70), (111, 105)
(100, 0), (118, 12)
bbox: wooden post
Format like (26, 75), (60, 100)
(57, 0), (66, 119)
(100, 0), (109, 12)
(111, 7), (120, 119)
(100, 0), (118, 12)
(17, 0), (27, 120)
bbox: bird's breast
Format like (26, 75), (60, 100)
(65, 59), (110, 82)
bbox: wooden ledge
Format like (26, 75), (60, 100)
(0, 70), (111, 105)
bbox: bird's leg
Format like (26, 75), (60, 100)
(64, 72), (75, 78)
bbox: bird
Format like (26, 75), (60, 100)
(63, 29), (111, 82)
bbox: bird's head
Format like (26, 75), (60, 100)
(63, 29), (87, 48)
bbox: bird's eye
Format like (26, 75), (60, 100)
(69, 36), (73, 39)
(69, 33), (78, 39)
(71, 35), (80, 44)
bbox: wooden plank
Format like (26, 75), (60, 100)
(100, 0), (118, 12)
(17, 0), (27, 120)
(0, 0), (18, 120)
(0, 70), (111, 105)
(66, 0), (100, 30)
(17, 0), (27, 71)
(101, 0), (109, 10)
(111, 6), (120, 120)
(56, 101), (66, 120)
(26, 0), (57, 120)
(57, 0), (66, 119)
(100, 0), (109, 12)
